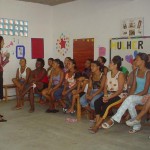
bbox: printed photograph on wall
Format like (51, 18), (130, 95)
(16, 45), (25, 59)
(121, 17), (144, 37)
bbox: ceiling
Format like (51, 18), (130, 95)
(19, 0), (77, 6)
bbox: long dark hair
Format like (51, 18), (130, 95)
(112, 55), (123, 71)
(54, 59), (64, 69)
(0, 36), (4, 50)
(137, 53), (149, 66)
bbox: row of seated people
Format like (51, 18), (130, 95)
(12, 53), (150, 134)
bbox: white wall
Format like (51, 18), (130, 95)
(53, 0), (150, 67)
(1, 0), (150, 97)
(0, 0), (53, 84)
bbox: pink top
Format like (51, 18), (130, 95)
(0, 52), (9, 72)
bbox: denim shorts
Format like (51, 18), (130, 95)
(53, 86), (64, 101)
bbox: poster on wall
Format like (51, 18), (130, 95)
(110, 36), (150, 72)
(31, 38), (44, 59)
(121, 17), (144, 37)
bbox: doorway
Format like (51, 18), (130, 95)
(73, 38), (94, 71)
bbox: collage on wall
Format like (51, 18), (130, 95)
(121, 17), (144, 37)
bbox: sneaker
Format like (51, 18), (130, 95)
(63, 107), (68, 113)
(126, 119), (141, 127)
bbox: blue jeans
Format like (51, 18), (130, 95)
(80, 89), (104, 110)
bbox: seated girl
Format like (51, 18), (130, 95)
(126, 94), (150, 127)
(42, 59), (64, 113)
(63, 57), (71, 73)
(12, 58), (31, 109)
(102, 53), (150, 133)
(22, 58), (47, 113)
(67, 73), (89, 114)
(39, 58), (54, 104)
(97, 56), (108, 75)
(62, 59), (77, 112)
(80, 61), (106, 121)
(90, 56), (127, 133)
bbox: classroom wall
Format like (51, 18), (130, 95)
(1, 0), (150, 98)
(0, 0), (53, 84)
(52, 0), (150, 68)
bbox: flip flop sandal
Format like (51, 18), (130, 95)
(0, 115), (3, 118)
(89, 126), (99, 134)
(16, 106), (22, 110)
(102, 118), (114, 129)
(0, 119), (7, 122)
(46, 109), (59, 113)
(88, 125), (101, 130)
(128, 129), (141, 134)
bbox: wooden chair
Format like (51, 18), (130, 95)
(3, 84), (16, 101)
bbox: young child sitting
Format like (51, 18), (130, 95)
(67, 73), (89, 114)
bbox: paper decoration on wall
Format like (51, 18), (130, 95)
(5, 41), (13, 48)
(56, 33), (70, 56)
(16, 45), (25, 59)
(125, 54), (133, 64)
(121, 17), (144, 37)
(125, 50), (139, 64)
(99, 47), (106, 56)
(0, 18), (28, 37)
(31, 38), (44, 59)
(110, 36), (150, 72)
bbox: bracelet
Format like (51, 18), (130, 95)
(104, 94), (108, 97)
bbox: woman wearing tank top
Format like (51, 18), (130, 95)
(42, 59), (64, 113)
(89, 56), (127, 133)
(102, 53), (150, 134)
(12, 58), (31, 109)
(80, 61), (106, 121)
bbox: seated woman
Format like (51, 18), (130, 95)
(126, 94), (150, 126)
(67, 73), (89, 114)
(80, 61), (106, 121)
(97, 56), (108, 75)
(47, 58), (54, 78)
(22, 58), (47, 113)
(90, 56), (127, 133)
(127, 59), (137, 93)
(82, 59), (92, 78)
(62, 59), (77, 112)
(0, 114), (7, 122)
(63, 57), (71, 73)
(42, 59), (64, 113)
(102, 53), (150, 133)
(39, 58), (54, 104)
(12, 58), (31, 109)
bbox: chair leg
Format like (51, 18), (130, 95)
(77, 98), (81, 121)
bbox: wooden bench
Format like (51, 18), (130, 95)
(3, 84), (16, 101)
